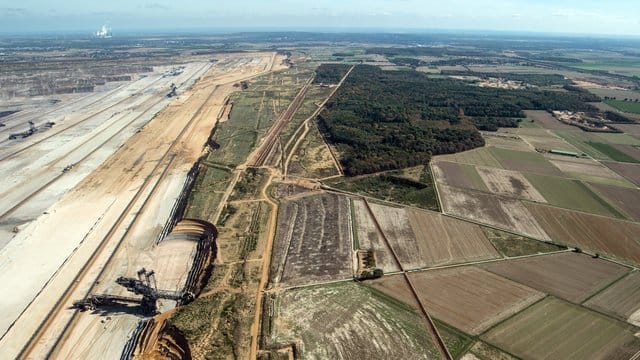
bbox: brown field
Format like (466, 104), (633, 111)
(481, 252), (629, 303)
(351, 199), (401, 272)
(603, 161), (640, 186)
(476, 166), (546, 202)
(371, 268), (544, 336)
(585, 271), (640, 326)
(269, 192), (353, 287)
(365, 203), (417, 268)
(407, 267), (545, 335)
(482, 297), (640, 360)
(525, 202), (640, 265)
(589, 182), (640, 221)
(368, 203), (500, 269)
(431, 161), (487, 191)
(438, 185), (550, 240)
(405, 209), (500, 267)
(524, 110), (574, 130)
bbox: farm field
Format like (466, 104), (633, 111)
(482, 228), (566, 257)
(518, 131), (580, 153)
(554, 130), (613, 159)
(406, 267), (545, 335)
(545, 154), (634, 188)
(476, 166), (546, 202)
(351, 199), (401, 273)
(482, 252), (629, 303)
(588, 182), (640, 221)
(524, 173), (624, 218)
(524, 110), (574, 130)
(482, 132), (531, 151)
(613, 124), (640, 139)
(605, 99), (640, 114)
(431, 161), (488, 191)
(438, 184), (550, 240)
(268, 282), (442, 359)
(368, 203), (500, 269)
(269, 192), (353, 287)
(594, 133), (640, 146)
(489, 147), (564, 176)
(585, 271), (640, 326)
(603, 161), (640, 186)
(434, 147), (502, 168)
(482, 297), (640, 360)
(587, 88), (640, 102)
(586, 142), (640, 163)
(525, 202), (640, 265)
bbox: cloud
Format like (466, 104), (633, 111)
(144, 3), (170, 10)
(551, 10), (571, 17)
(1, 8), (28, 16)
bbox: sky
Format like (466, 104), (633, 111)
(1, 0), (639, 36)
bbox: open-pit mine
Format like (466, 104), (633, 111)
(0, 46), (284, 359)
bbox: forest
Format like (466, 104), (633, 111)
(317, 65), (604, 175)
(312, 63), (351, 84)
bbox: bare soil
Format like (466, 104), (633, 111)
(438, 185), (550, 240)
(585, 271), (640, 326)
(481, 252), (629, 303)
(377, 267), (544, 335)
(270, 192), (353, 287)
(525, 202), (640, 265)
(476, 166), (546, 202)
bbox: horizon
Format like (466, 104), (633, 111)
(2, 0), (640, 38)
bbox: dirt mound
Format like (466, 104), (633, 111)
(132, 312), (192, 360)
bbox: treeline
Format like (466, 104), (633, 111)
(473, 117), (521, 131)
(318, 65), (605, 175)
(603, 111), (635, 123)
(441, 70), (571, 87)
(429, 57), (525, 66)
(390, 57), (427, 67)
(313, 64), (351, 84)
(366, 47), (488, 57)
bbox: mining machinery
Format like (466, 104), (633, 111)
(72, 268), (194, 315)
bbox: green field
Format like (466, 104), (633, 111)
(490, 147), (563, 176)
(525, 173), (625, 218)
(434, 320), (473, 358)
(269, 282), (442, 359)
(483, 227), (566, 257)
(555, 131), (612, 159)
(586, 142), (640, 163)
(594, 133), (640, 146)
(605, 100), (640, 114)
(482, 297), (640, 360)
(326, 166), (440, 211)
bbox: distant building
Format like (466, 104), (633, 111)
(95, 25), (112, 39)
